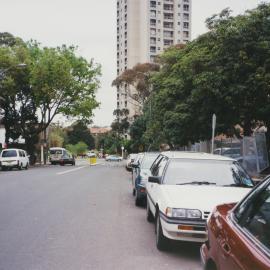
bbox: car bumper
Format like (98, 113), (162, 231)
(136, 185), (147, 199)
(1, 161), (19, 167)
(160, 212), (207, 243)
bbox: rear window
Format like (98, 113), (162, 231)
(50, 150), (63, 155)
(2, 150), (17, 158)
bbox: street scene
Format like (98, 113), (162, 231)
(1, 0), (270, 269)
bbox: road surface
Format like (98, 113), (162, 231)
(0, 160), (201, 270)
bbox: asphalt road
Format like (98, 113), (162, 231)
(0, 160), (201, 270)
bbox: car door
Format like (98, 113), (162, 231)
(132, 154), (143, 188)
(147, 156), (168, 214)
(218, 182), (270, 270)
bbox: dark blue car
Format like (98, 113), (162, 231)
(132, 152), (159, 206)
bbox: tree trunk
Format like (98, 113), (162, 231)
(243, 120), (253, 137)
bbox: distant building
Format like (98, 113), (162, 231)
(90, 127), (112, 136)
(116, 0), (192, 120)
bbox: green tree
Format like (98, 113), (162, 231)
(146, 4), (270, 148)
(112, 63), (160, 115)
(0, 33), (101, 162)
(66, 121), (95, 149)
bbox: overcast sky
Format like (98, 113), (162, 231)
(0, 0), (268, 126)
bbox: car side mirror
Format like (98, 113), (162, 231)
(148, 176), (161, 184)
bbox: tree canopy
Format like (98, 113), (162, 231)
(129, 3), (270, 149)
(0, 33), (101, 159)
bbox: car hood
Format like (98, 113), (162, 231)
(160, 185), (251, 212)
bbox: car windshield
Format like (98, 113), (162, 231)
(2, 150), (17, 158)
(163, 159), (254, 187)
(141, 154), (159, 169)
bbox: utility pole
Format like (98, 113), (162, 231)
(211, 114), (216, 154)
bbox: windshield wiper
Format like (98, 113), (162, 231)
(176, 181), (216, 186)
(223, 183), (252, 188)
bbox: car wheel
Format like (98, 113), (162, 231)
(156, 212), (169, 251)
(18, 163), (23, 170)
(25, 163), (29, 170)
(135, 191), (142, 206)
(206, 260), (217, 270)
(146, 199), (154, 223)
(132, 188), (135, 196)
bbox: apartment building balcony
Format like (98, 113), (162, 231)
(163, 22), (174, 29)
(183, 4), (189, 12)
(150, 10), (156, 18)
(164, 4), (174, 12)
(164, 13), (174, 20)
(150, 46), (156, 53)
(164, 30), (174, 38)
(150, 1), (156, 8)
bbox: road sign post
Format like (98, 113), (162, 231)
(211, 114), (216, 154)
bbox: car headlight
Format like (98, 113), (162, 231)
(165, 208), (202, 219)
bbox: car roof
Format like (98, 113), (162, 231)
(160, 151), (235, 161)
(50, 147), (65, 150)
(2, 148), (24, 151)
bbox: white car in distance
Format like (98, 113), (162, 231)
(0, 148), (29, 170)
(146, 152), (254, 251)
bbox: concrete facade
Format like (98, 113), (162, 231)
(116, 0), (192, 120)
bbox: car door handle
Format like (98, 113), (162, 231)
(221, 242), (231, 255)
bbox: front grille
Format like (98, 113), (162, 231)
(203, 211), (210, 220)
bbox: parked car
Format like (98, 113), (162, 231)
(131, 153), (144, 191)
(214, 147), (241, 159)
(59, 151), (75, 166)
(105, 155), (123, 162)
(49, 147), (75, 166)
(0, 148), (29, 170)
(126, 153), (137, 171)
(201, 177), (270, 270)
(146, 151), (254, 251)
(132, 152), (159, 206)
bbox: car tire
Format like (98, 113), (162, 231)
(18, 163), (23, 170)
(156, 212), (169, 251)
(25, 163), (29, 170)
(132, 188), (135, 196)
(206, 260), (217, 270)
(146, 199), (154, 223)
(135, 191), (142, 206)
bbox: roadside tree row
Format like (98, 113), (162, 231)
(0, 33), (101, 162)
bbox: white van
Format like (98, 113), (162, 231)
(49, 147), (66, 164)
(0, 148), (29, 170)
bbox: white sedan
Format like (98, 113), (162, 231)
(146, 152), (254, 251)
(105, 155), (123, 162)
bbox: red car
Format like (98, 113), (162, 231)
(201, 177), (270, 270)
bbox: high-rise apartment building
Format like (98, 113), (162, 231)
(116, 0), (192, 120)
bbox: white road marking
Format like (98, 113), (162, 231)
(56, 166), (87, 175)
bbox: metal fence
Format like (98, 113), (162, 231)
(192, 133), (269, 176)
